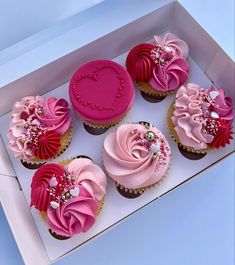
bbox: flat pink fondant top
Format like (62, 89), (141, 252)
(69, 60), (135, 123)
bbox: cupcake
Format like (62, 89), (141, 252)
(126, 32), (189, 102)
(168, 83), (234, 159)
(30, 157), (107, 239)
(8, 96), (72, 169)
(103, 122), (171, 198)
(69, 60), (135, 135)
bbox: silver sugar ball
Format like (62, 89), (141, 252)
(145, 131), (156, 141)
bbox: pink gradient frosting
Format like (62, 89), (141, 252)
(37, 97), (71, 135)
(69, 60), (135, 123)
(103, 123), (171, 189)
(8, 96), (43, 159)
(65, 158), (106, 201)
(154, 32), (189, 59)
(30, 164), (65, 212)
(149, 57), (189, 92)
(46, 185), (98, 237)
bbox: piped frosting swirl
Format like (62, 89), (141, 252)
(172, 83), (234, 149)
(103, 123), (171, 189)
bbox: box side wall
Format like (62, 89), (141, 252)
(0, 174), (50, 265)
(170, 2), (235, 99)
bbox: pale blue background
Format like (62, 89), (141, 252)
(0, 1), (234, 264)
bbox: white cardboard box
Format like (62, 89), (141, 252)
(0, 1), (234, 264)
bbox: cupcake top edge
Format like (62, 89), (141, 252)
(30, 157), (107, 237)
(103, 122), (171, 189)
(69, 60), (135, 123)
(126, 32), (190, 92)
(30, 157), (107, 212)
(8, 96), (72, 160)
(172, 83), (234, 149)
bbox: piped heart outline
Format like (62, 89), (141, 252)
(71, 62), (126, 111)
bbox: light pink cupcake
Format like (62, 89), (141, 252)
(103, 122), (171, 198)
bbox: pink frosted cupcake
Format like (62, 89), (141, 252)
(69, 60), (135, 135)
(126, 32), (189, 102)
(168, 83), (234, 159)
(7, 96), (72, 169)
(30, 157), (107, 239)
(103, 122), (171, 198)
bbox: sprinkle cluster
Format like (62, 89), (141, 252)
(131, 123), (170, 170)
(150, 43), (174, 65)
(195, 90), (221, 135)
(20, 102), (46, 153)
(47, 171), (79, 209)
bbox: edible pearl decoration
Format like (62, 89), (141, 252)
(210, 111), (219, 119)
(209, 91), (219, 100)
(150, 143), (161, 153)
(50, 201), (59, 209)
(145, 131), (156, 141)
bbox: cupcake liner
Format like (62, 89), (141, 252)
(115, 158), (171, 196)
(136, 82), (172, 97)
(21, 127), (73, 166)
(167, 102), (210, 154)
(83, 114), (126, 129)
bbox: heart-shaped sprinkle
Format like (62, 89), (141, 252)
(150, 143), (161, 153)
(50, 201), (59, 209)
(31, 119), (41, 126)
(209, 91), (219, 100)
(69, 186), (80, 197)
(49, 177), (58, 187)
(210, 111), (219, 119)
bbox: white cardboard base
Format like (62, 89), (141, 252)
(0, 49), (234, 261)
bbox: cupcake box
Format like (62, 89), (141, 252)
(0, 1), (234, 264)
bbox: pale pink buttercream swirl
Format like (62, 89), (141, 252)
(65, 158), (107, 201)
(149, 56), (189, 92)
(7, 96), (43, 159)
(172, 83), (214, 149)
(154, 32), (189, 59)
(37, 97), (71, 135)
(46, 185), (98, 237)
(103, 123), (171, 189)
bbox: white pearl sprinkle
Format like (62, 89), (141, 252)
(209, 91), (219, 100)
(150, 143), (161, 153)
(210, 111), (219, 119)
(50, 201), (59, 209)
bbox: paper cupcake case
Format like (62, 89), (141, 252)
(137, 82), (173, 97)
(0, 38), (234, 261)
